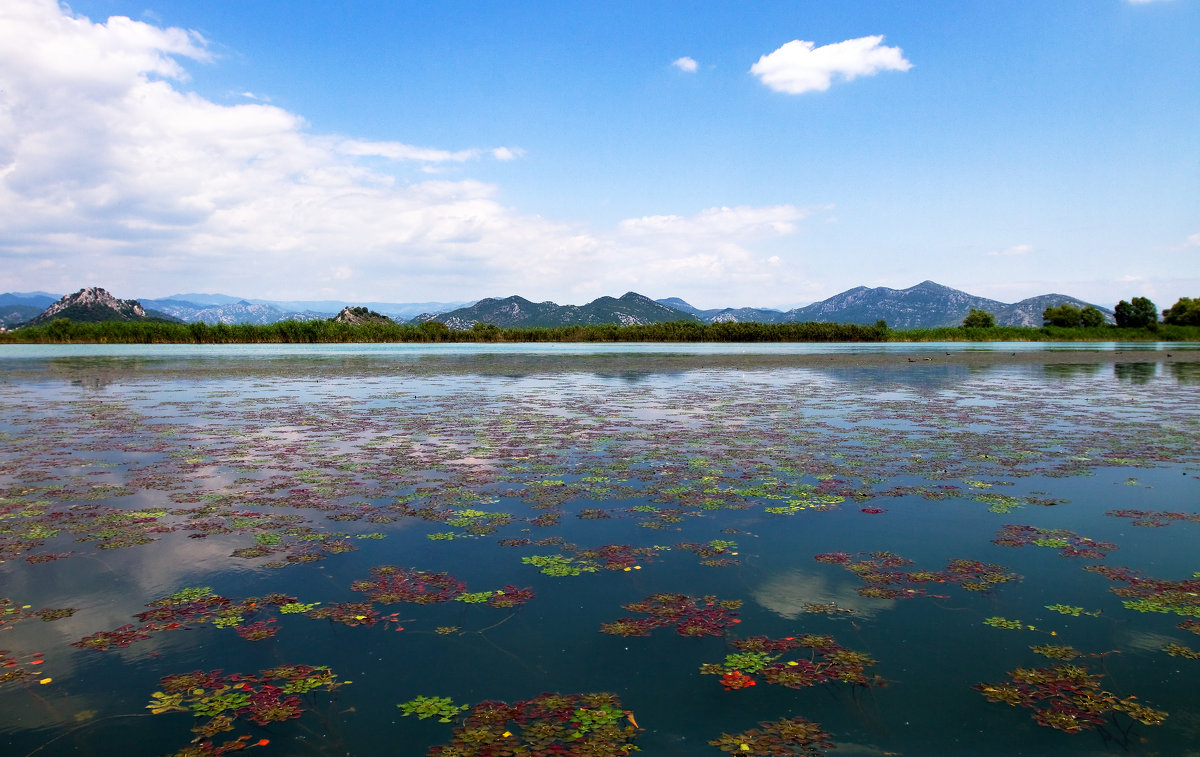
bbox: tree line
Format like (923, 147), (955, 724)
(0, 318), (891, 345)
(960, 296), (1200, 330)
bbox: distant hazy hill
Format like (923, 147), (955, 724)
(0, 292), (60, 327)
(661, 281), (1112, 329)
(0, 292), (58, 308)
(141, 298), (329, 326)
(0, 304), (44, 328)
(139, 296), (469, 324)
(431, 292), (698, 329)
(786, 280), (1002, 328)
(21, 287), (180, 326)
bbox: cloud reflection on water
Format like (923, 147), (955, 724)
(752, 568), (894, 620)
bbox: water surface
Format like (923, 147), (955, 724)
(1, 345), (1198, 756)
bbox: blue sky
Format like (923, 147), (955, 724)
(1, 0), (1196, 309)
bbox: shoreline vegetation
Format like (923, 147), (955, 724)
(1, 318), (1198, 345)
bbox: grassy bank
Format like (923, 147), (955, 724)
(0, 318), (888, 344)
(888, 324), (1200, 342)
(1, 318), (1197, 345)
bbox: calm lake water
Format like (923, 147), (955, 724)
(2, 343), (1198, 756)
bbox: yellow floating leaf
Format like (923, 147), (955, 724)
(39, 677), (52, 685)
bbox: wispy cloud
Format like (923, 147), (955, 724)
(987, 243), (1035, 257)
(619, 205), (806, 239)
(672, 56), (698, 73)
(609, 206), (813, 292)
(751, 35), (911, 94)
(1183, 232), (1200, 249)
(491, 146), (524, 161)
(336, 139), (510, 163)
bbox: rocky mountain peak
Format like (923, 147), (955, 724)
(43, 287), (146, 319)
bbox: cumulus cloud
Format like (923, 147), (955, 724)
(0, 0), (811, 305)
(987, 243), (1035, 257)
(751, 35), (911, 94)
(672, 56), (698, 73)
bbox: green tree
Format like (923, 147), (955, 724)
(962, 309), (996, 328)
(416, 320), (451, 341)
(1114, 297), (1157, 328)
(1043, 303), (1082, 328)
(470, 321), (501, 340)
(46, 318), (74, 342)
(1162, 297), (1200, 326)
(1079, 305), (1105, 328)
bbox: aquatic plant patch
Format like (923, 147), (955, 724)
(147, 665), (346, 754)
(815, 551), (1019, 598)
(976, 663), (1166, 743)
(1085, 565), (1200, 617)
(601, 593), (742, 637)
(415, 692), (640, 757)
(700, 634), (878, 690)
(709, 716), (834, 756)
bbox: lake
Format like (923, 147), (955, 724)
(2, 343), (1198, 756)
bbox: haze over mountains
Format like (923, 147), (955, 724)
(2, 281), (1112, 330)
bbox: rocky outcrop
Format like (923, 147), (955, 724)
(330, 306), (394, 325)
(22, 287), (176, 326)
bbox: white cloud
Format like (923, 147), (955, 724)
(608, 205), (813, 292)
(751, 35), (911, 94)
(619, 205), (806, 239)
(1184, 233), (1200, 248)
(491, 146), (524, 161)
(987, 243), (1034, 257)
(0, 0), (814, 306)
(336, 139), (481, 162)
(672, 56), (698, 73)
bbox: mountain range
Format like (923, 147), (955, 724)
(422, 281), (1110, 329)
(1, 281), (1113, 330)
(428, 292), (688, 329)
